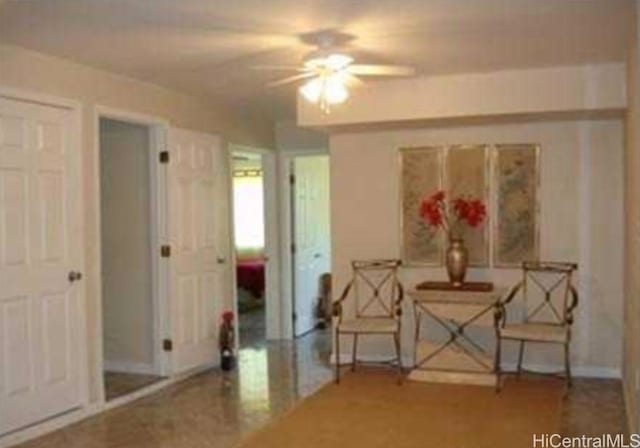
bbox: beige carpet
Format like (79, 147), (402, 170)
(238, 370), (563, 448)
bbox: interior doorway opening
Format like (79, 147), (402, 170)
(232, 151), (268, 347)
(291, 155), (332, 338)
(98, 117), (164, 401)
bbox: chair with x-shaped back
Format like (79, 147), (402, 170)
(495, 261), (578, 390)
(332, 259), (404, 383)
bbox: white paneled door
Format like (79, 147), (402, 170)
(0, 97), (83, 435)
(293, 156), (330, 337)
(167, 128), (231, 374)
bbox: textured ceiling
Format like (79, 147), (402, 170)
(0, 0), (631, 120)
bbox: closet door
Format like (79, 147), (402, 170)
(167, 128), (231, 374)
(293, 156), (330, 336)
(0, 97), (83, 435)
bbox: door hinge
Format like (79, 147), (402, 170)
(291, 243), (296, 254)
(162, 339), (173, 352)
(160, 245), (171, 257)
(159, 150), (169, 164)
(289, 174), (295, 185)
(292, 312), (298, 322)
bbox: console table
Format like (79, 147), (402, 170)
(408, 286), (505, 386)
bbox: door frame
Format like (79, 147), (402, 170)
(228, 144), (281, 341)
(277, 149), (329, 340)
(0, 86), (88, 435)
(93, 106), (170, 404)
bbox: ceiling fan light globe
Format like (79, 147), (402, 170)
(303, 52), (353, 71)
(300, 78), (323, 103)
(324, 76), (349, 104)
(326, 53), (353, 70)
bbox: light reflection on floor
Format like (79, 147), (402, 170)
(238, 347), (271, 412)
(238, 307), (266, 349)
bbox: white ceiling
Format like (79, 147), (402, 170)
(0, 0), (631, 120)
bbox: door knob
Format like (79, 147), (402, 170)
(314, 253), (322, 259)
(216, 257), (226, 264)
(68, 271), (83, 282)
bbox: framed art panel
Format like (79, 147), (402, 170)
(399, 147), (443, 265)
(493, 144), (540, 267)
(445, 145), (489, 266)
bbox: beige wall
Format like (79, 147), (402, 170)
(330, 119), (624, 375)
(0, 43), (274, 401)
(100, 119), (154, 370)
(624, 2), (640, 434)
(299, 64), (626, 127)
(0, 44), (274, 147)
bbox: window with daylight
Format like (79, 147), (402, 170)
(233, 172), (265, 254)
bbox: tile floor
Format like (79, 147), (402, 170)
(103, 372), (165, 402)
(13, 330), (626, 448)
(15, 330), (332, 448)
(238, 307), (266, 349)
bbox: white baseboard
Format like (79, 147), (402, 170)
(0, 404), (102, 448)
(0, 362), (217, 448)
(331, 353), (621, 379)
(501, 362), (621, 379)
(103, 360), (157, 375)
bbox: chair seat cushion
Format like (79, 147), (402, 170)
(338, 317), (398, 334)
(500, 323), (569, 343)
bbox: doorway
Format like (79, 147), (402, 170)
(291, 155), (331, 337)
(98, 118), (164, 401)
(231, 151), (269, 347)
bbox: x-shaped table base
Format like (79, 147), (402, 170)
(414, 301), (496, 374)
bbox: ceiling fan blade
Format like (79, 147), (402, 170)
(347, 64), (416, 76)
(344, 73), (365, 88)
(266, 72), (316, 88)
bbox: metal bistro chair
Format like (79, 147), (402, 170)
(332, 259), (404, 384)
(495, 261), (578, 391)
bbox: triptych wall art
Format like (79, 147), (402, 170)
(399, 144), (540, 267)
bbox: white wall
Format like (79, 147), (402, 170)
(299, 64), (626, 127)
(330, 119), (624, 376)
(0, 44), (274, 147)
(275, 119), (328, 152)
(100, 119), (154, 371)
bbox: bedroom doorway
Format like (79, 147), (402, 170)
(98, 117), (165, 401)
(232, 150), (269, 347)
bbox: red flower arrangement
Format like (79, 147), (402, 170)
(419, 190), (487, 240)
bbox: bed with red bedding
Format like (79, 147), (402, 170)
(236, 259), (265, 298)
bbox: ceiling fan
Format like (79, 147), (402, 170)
(253, 36), (417, 113)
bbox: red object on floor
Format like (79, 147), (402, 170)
(236, 260), (265, 298)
